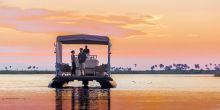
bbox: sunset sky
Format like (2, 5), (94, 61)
(0, 0), (220, 70)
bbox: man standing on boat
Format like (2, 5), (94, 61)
(83, 45), (90, 57)
(71, 50), (76, 75)
(78, 48), (87, 76)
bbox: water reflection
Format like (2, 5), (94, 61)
(55, 87), (110, 110)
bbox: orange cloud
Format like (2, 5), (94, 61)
(0, 6), (160, 37)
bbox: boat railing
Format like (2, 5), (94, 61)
(75, 55), (97, 59)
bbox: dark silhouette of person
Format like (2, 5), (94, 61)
(71, 50), (76, 75)
(83, 45), (90, 55)
(78, 48), (87, 76)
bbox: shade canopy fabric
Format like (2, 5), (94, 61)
(57, 34), (110, 45)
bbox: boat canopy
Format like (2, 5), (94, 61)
(57, 34), (110, 45)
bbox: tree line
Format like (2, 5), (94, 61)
(3, 66), (39, 71)
(150, 63), (220, 71)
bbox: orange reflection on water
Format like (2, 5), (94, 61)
(0, 74), (220, 110)
(0, 90), (55, 110)
(1, 89), (220, 110)
(111, 90), (220, 110)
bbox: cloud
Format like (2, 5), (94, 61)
(125, 35), (148, 39)
(0, 6), (160, 37)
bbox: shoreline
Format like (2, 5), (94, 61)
(0, 70), (219, 75)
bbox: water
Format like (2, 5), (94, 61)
(0, 74), (220, 110)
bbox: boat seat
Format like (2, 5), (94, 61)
(75, 59), (99, 76)
(85, 59), (99, 68)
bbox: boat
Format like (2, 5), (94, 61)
(49, 34), (117, 88)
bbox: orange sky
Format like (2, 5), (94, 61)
(0, 0), (220, 70)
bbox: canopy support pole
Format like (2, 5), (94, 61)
(107, 43), (111, 76)
(56, 41), (62, 76)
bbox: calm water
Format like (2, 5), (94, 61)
(0, 74), (220, 110)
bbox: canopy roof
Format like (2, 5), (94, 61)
(57, 34), (110, 45)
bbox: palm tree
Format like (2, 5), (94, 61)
(134, 64), (137, 67)
(187, 66), (190, 70)
(169, 65), (173, 70)
(154, 65), (158, 70)
(134, 64), (137, 71)
(5, 67), (7, 71)
(205, 64), (209, 70)
(172, 64), (178, 70)
(195, 64), (200, 70)
(214, 66), (219, 71)
(210, 63), (213, 70)
(183, 64), (188, 70)
(173, 64), (177, 69)
(150, 65), (155, 71)
(159, 64), (164, 70)
(27, 66), (32, 70)
(165, 66), (172, 71)
(33, 66), (36, 70)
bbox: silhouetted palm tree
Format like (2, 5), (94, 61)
(173, 64), (177, 69)
(134, 64), (137, 70)
(159, 64), (164, 70)
(195, 64), (200, 70)
(205, 64), (210, 70)
(150, 65), (155, 71)
(183, 64), (188, 70)
(33, 66), (36, 70)
(27, 66), (32, 70)
(187, 66), (190, 70)
(210, 63), (213, 70)
(169, 65), (173, 70)
(154, 65), (158, 70)
(214, 64), (217, 70)
(165, 66), (172, 71)
(214, 66), (220, 71)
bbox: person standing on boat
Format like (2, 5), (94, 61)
(71, 50), (76, 75)
(83, 45), (90, 58)
(78, 48), (87, 76)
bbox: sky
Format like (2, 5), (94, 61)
(0, 0), (220, 70)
